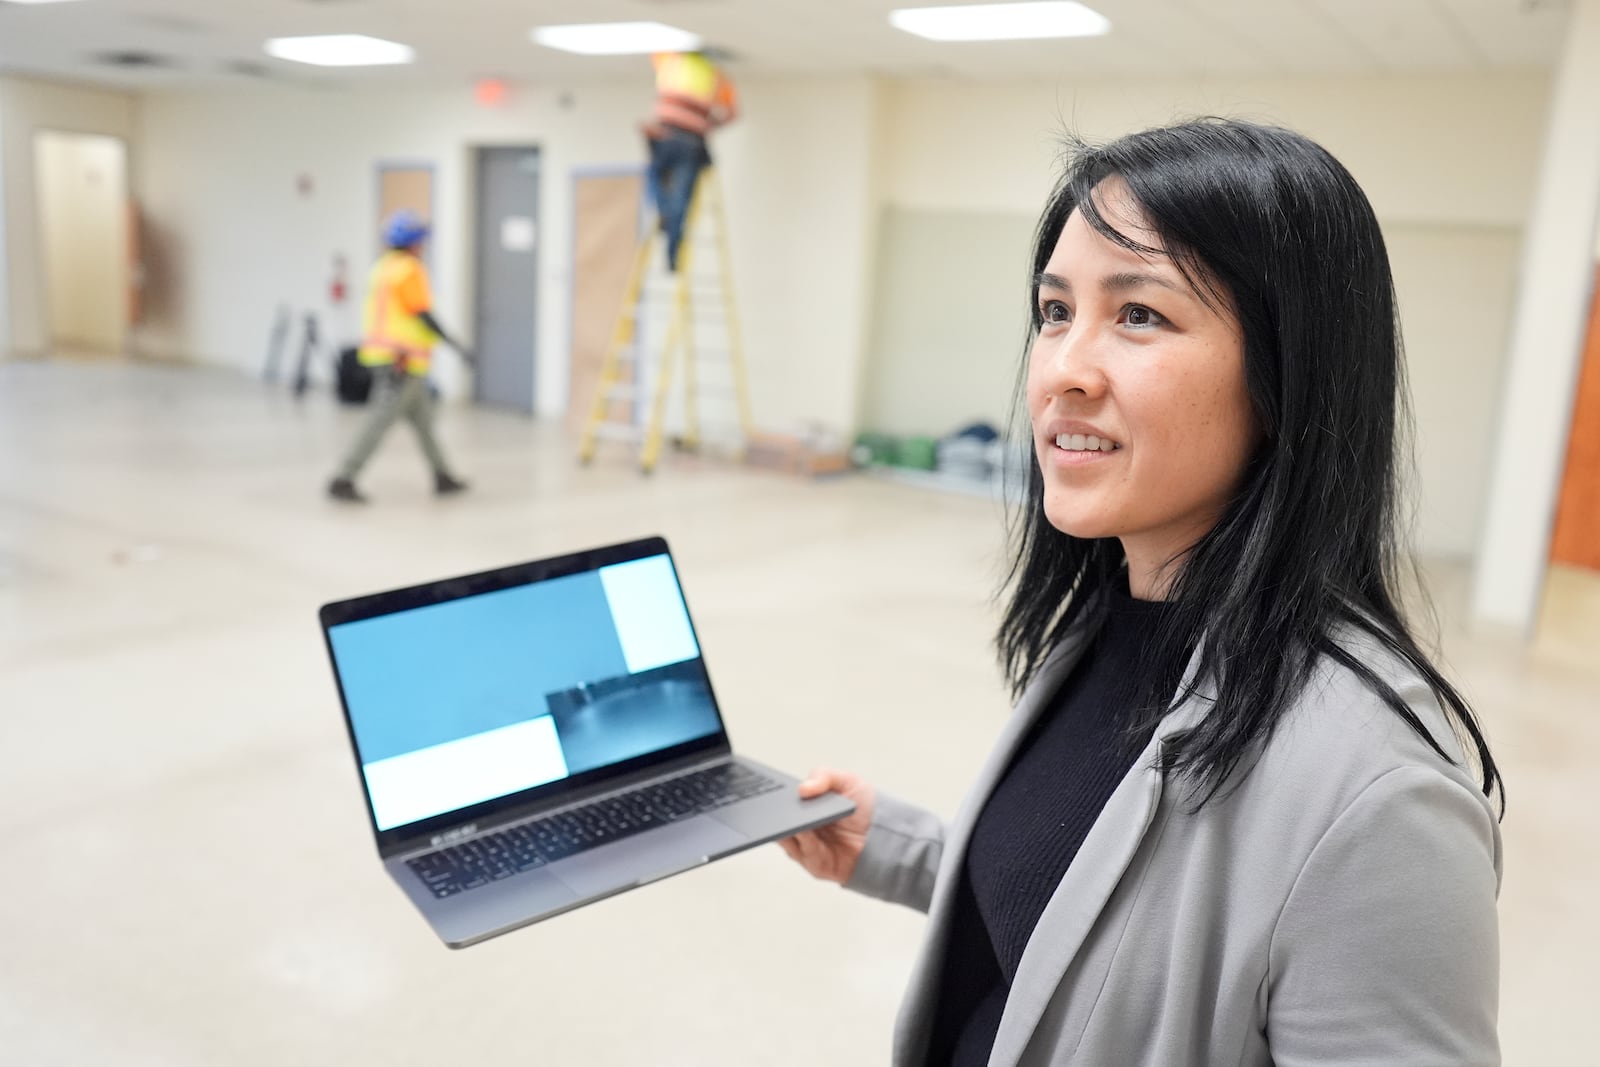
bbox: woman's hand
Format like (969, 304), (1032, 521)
(778, 768), (876, 885)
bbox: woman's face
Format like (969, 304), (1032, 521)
(1028, 180), (1258, 584)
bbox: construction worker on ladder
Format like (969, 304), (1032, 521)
(643, 49), (738, 272)
(327, 210), (473, 504)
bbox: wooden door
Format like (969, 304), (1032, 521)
(377, 165), (434, 253)
(35, 131), (129, 355)
(1551, 274), (1600, 570)
(568, 171), (644, 430)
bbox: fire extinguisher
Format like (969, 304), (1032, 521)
(329, 254), (348, 307)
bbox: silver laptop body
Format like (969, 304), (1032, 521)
(319, 535), (854, 948)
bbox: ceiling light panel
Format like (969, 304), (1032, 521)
(890, 2), (1111, 42)
(264, 34), (415, 67)
(532, 21), (702, 56)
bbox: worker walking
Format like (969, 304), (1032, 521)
(643, 49), (737, 272)
(327, 211), (472, 504)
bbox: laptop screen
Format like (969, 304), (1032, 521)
(325, 549), (724, 834)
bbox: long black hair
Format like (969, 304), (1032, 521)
(998, 118), (1502, 810)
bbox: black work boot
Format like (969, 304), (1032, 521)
(435, 472), (470, 496)
(327, 477), (368, 503)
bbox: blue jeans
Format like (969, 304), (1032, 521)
(647, 127), (709, 272)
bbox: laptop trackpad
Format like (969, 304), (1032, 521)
(548, 817), (746, 898)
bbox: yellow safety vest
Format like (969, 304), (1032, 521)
(359, 251), (437, 376)
(654, 52), (718, 101)
(652, 52), (733, 137)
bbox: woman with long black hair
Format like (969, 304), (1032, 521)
(780, 119), (1503, 1065)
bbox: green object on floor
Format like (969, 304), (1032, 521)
(895, 436), (938, 470)
(853, 432), (898, 465)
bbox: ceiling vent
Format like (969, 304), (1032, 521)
(223, 59), (276, 79)
(91, 51), (178, 69)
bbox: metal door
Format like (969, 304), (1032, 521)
(473, 147), (541, 413)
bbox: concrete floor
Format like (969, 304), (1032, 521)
(0, 359), (1594, 1065)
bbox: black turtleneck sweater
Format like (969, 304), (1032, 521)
(931, 586), (1181, 1064)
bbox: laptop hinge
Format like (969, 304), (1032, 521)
(428, 823), (479, 849)
(379, 745), (734, 860)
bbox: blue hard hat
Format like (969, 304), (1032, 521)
(383, 210), (430, 249)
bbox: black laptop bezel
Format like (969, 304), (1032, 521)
(318, 535), (734, 855)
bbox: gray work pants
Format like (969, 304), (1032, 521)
(336, 370), (451, 481)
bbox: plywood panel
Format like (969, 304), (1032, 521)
(35, 132), (129, 354)
(568, 173), (643, 430)
(378, 167), (433, 244)
(1550, 276), (1600, 571)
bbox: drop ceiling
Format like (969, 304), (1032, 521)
(0, 0), (1571, 92)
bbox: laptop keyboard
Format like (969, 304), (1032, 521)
(406, 763), (782, 899)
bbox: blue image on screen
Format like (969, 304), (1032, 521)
(328, 556), (724, 825)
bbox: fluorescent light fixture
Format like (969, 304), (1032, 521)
(890, 1), (1110, 42)
(2, 0), (88, 5)
(532, 21), (701, 56)
(264, 34), (415, 68)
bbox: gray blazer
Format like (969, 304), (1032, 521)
(847, 624), (1502, 1066)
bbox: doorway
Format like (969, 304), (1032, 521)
(1550, 272), (1600, 571)
(376, 163), (434, 256)
(568, 168), (645, 430)
(34, 131), (130, 356)
(472, 146), (541, 414)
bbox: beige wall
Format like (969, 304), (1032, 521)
(878, 72), (1549, 224)
(862, 207), (1033, 439)
(0, 75), (138, 358)
(1387, 223), (1522, 558)
(719, 77), (880, 434)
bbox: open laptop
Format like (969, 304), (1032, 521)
(319, 535), (854, 949)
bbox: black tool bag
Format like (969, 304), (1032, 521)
(336, 346), (374, 405)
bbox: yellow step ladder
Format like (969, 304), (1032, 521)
(578, 167), (755, 473)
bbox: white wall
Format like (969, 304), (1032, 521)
(137, 82), (648, 408)
(0, 98), (8, 356)
(135, 76), (880, 432)
(1473, 0), (1600, 631)
(864, 72), (1551, 559)
(120, 66), (1569, 562)
(0, 76), (138, 358)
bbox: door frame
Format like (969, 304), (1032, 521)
(1550, 272), (1600, 570)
